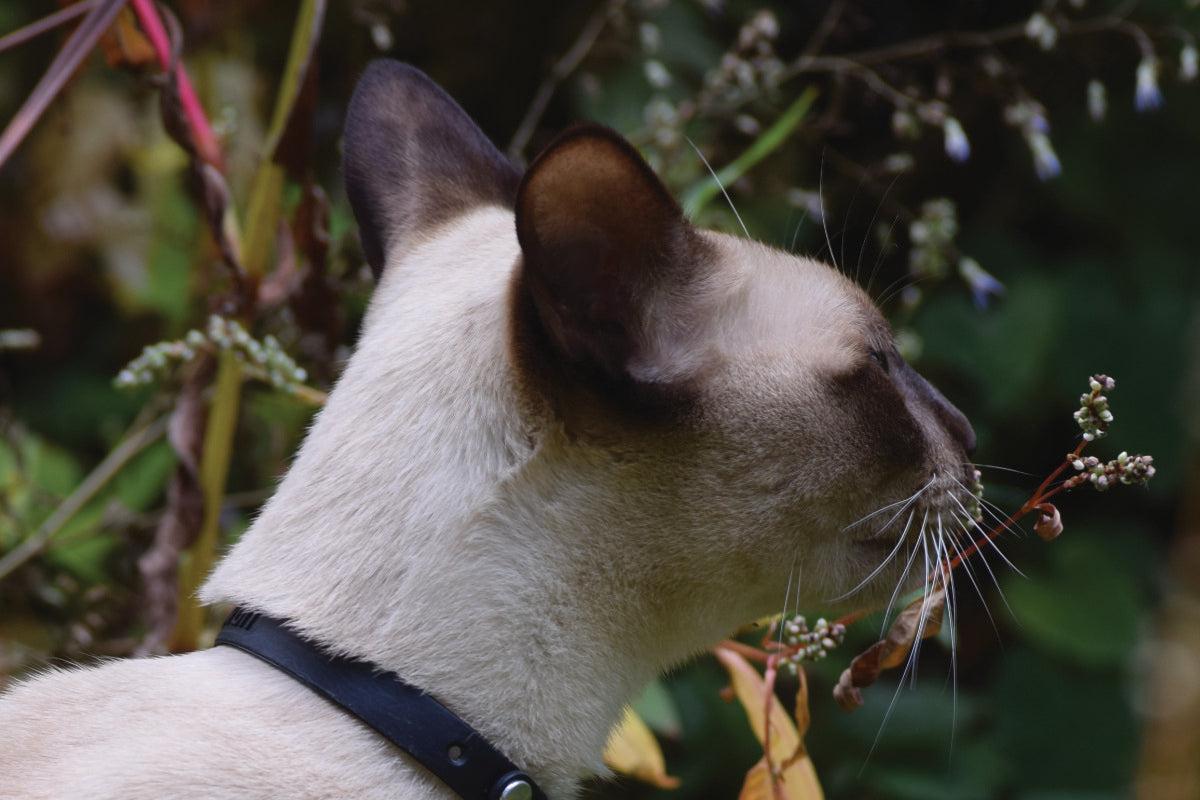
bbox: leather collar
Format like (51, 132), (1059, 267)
(215, 608), (546, 800)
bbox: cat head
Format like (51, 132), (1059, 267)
(343, 60), (977, 615)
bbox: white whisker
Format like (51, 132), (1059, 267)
(828, 513), (913, 603)
(687, 139), (749, 239)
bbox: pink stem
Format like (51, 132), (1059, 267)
(128, 0), (224, 170)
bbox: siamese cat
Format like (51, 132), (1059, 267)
(0, 61), (976, 799)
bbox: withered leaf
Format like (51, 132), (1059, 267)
(135, 356), (213, 656)
(834, 587), (946, 712)
(1034, 502), (1063, 541)
(99, 8), (158, 70)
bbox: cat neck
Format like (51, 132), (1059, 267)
(200, 208), (747, 794)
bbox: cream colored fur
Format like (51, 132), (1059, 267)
(0, 64), (976, 800)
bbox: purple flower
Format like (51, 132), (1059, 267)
(1135, 59), (1164, 112)
(958, 257), (1005, 308)
(942, 117), (970, 162)
(1027, 131), (1062, 180)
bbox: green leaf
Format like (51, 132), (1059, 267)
(1001, 532), (1145, 667)
(632, 678), (683, 738)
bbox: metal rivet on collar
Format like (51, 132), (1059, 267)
(497, 778), (533, 800)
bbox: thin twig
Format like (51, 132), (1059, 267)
(0, 0), (99, 54)
(0, 414), (169, 582)
(0, 0), (129, 170)
(506, 0), (625, 163)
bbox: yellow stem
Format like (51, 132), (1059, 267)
(169, 351), (243, 650)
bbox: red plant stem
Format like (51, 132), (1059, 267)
(928, 439), (1090, 582)
(128, 0), (225, 170)
(715, 639), (773, 664)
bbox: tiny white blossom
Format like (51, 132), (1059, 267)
(1135, 58), (1164, 112)
(639, 23), (661, 55)
(942, 117), (970, 162)
(644, 60), (672, 90)
(1181, 44), (1198, 82)
(1025, 13), (1057, 51)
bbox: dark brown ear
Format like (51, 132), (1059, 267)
(343, 60), (520, 278)
(515, 125), (712, 386)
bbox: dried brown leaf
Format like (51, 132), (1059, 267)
(834, 587), (947, 712)
(135, 356), (212, 655)
(99, 8), (156, 69)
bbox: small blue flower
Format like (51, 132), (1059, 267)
(1135, 59), (1164, 112)
(1027, 130), (1062, 180)
(942, 117), (970, 162)
(958, 257), (1005, 308)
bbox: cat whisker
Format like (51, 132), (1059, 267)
(829, 512), (915, 604)
(779, 556), (798, 647)
(842, 476), (935, 533)
(971, 462), (1040, 479)
(687, 138), (749, 239)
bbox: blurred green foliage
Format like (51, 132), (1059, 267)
(1, 1), (1197, 797)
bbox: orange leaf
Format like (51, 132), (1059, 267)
(99, 8), (157, 69)
(603, 706), (680, 789)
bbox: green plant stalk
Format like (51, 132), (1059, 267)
(168, 0), (325, 650)
(170, 351), (242, 650)
(681, 86), (819, 219)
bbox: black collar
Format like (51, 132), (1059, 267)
(215, 608), (546, 800)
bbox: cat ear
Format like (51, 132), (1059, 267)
(515, 125), (713, 386)
(343, 60), (521, 278)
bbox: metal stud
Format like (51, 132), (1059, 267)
(497, 778), (533, 800)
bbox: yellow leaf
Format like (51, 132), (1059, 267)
(716, 647), (825, 800)
(738, 756), (825, 800)
(714, 647), (800, 756)
(603, 706), (680, 789)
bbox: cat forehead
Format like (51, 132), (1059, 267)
(701, 231), (884, 360)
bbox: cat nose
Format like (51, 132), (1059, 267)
(936, 400), (976, 456)
(898, 361), (976, 456)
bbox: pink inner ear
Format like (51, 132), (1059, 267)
(515, 125), (708, 384)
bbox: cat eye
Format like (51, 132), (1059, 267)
(868, 348), (889, 373)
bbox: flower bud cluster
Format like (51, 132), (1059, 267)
(1074, 374), (1115, 441)
(1025, 12), (1058, 51)
(1071, 452), (1155, 490)
(116, 315), (308, 394)
(701, 10), (783, 107)
(778, 615), (846, 671)
(908, 198), (958, 280)
(1004, 100), (1060, 180)
(966, 468), (985, 524)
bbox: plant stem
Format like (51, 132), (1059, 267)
(0, 414), (168, 582)
(168, 352), (242, 650)
(931, 440), (1089, 581)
